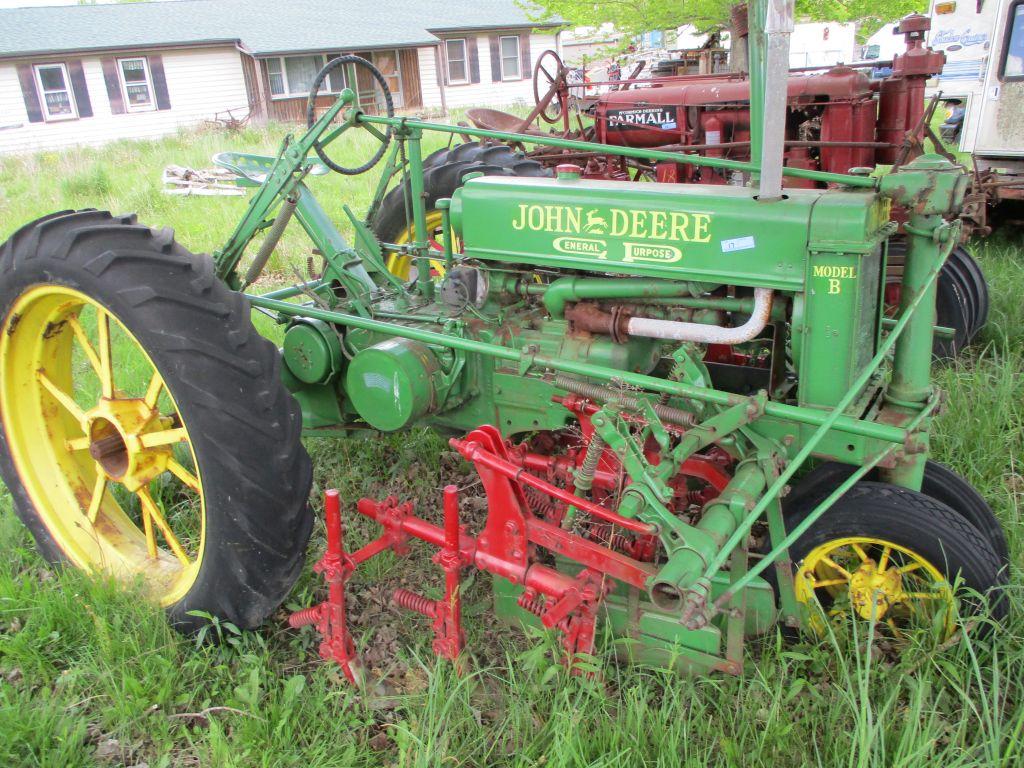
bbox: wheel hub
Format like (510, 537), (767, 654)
(848, 560), (903, 620)
(83, 398), (173, 492)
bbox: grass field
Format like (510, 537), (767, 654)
(0, 121), (1022, 768)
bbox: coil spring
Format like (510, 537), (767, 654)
(517, 592), (546, 617)
(658, 356), (688, 406)
(525, 486), (556, 519)
(608, 532), (632, 552)
(393, 588), (436, 618)
(288, 605), (323, 628)
(686, 490), (707, 506)
(574, 432), (605, 494)
(554, 375), (695, 427)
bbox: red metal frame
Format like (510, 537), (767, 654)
(288, 419), (682, 682)
(288, 376), (737, 682)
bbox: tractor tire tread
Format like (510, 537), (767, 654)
(371, 143), (553, 245)
(0, 210), (313, 633)
(787, 481), (1006, 621)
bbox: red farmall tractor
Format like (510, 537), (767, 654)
(374, 15), (988, 359)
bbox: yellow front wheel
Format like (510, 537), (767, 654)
(0, 211), (312, 630)
(786, 482), (1005, 641)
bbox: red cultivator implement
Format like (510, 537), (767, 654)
(290, 412), (749, 683)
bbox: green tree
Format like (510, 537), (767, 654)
(524, 0), (926, 48)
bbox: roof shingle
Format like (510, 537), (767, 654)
(0, 0), (558, 58)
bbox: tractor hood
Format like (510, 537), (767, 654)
(449, 175), (890, 291)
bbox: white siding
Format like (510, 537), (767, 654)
(419, 33), (559, 111)
(418, 45), (444, 109)
(0, 46), (249, 155)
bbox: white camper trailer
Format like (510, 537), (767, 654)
(972, 0), (1023, 177)
(927, 0), (999, 153)
(928, 0), (1023, 215)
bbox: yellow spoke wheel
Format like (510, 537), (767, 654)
(0, 210), (312, 632)
(795, 536), (954, 639)
(784, 482), (1005, 643)
(1, 285), (204, 604)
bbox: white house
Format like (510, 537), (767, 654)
(0, 0), (563, 155)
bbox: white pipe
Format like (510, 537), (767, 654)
(759, 0), (795, 201)
(626, 288), (774, 344)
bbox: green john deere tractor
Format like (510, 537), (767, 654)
(0, 0), (1008, 678)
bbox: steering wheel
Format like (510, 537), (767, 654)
(306, 55), (394, 175)
(532, 49), (568, 124)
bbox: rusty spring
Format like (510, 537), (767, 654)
(658, 356), (689, 406)
(554, 375), (695, 427)
(525, 486), (557, 519)
(517, 592), (546, 617)
(574, 432), (605, 495)
(288, 605), (323, 628)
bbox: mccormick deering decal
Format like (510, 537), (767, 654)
(606, 106), (678, 132)
(510, 204), (711, 265)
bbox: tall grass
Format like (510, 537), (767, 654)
(0, 123), (1021, 767)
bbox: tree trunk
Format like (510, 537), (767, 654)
(730, 2), (749, 73)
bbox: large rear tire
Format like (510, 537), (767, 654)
(372, 142), (551, 278)
(0, 210), (313, 632)
(885, 238), (989, 358)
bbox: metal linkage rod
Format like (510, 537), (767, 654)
(702, 246), (954, 612)
(246, 293), (908, 445)
(357, 116), (877, 190)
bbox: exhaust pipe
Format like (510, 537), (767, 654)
(564, 288), (773, 345)
(758, 0), (795, 201)
(625, 288), (773, 345)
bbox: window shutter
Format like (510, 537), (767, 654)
(519, 32), (531, 80)
(67, 60), (93, 118)
(101, 58), (125, 114)
(149, 55), (171, 110)
(467, 37), (480, 83)
(15, 64), (44, 123)
(489, 36), (501, 82)
(440, 43), (449, 86)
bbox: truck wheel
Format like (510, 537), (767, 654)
(787, 482), (1006, 639)
(785, 460), (1009, 571)
(372, 142), (550, 278)
(0, 210), (313, 632)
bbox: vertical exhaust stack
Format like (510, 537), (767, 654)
(750, 0), (795, 201)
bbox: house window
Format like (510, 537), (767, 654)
(1000, 1), (1024, 80)
(500, 36), (521, 80)
(266, 54), (347, 98)
(33, 63), (77, 121)
(446, 39), (468, 84)
(118, 57), (154, 112)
